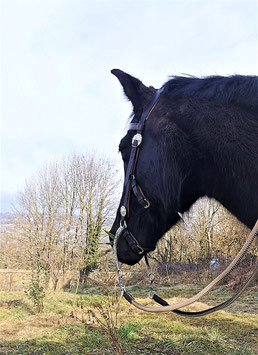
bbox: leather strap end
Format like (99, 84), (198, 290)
(153, 294), (169, 306)
(123, 292), (134, 304)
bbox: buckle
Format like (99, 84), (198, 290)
(137, 245), (145, 254)
(143, 199), (150, 208)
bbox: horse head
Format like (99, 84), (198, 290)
(110, 69), (258, 265)
(109, 69), (201, 265)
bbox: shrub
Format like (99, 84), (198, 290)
(24, 270), (45, 312)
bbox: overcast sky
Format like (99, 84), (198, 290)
(1, 0), (257, 212)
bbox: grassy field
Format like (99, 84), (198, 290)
(0, 284), (257, 354)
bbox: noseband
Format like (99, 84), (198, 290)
(119, 87), (164, 255)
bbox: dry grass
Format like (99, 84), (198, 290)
(0, 269), (75, 292)
(0, 285), (257, 354)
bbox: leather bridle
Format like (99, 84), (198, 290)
(113, 87), (258, 317)
(119, 87), (164, 255)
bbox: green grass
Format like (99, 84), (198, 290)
(0, 286), (257, 354)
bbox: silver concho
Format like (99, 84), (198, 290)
(120, 205), (127, 217)
(132, 133), (142, 147)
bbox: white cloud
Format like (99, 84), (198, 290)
(1, 0), (257, 211)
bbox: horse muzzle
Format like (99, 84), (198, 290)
(116, 228), (146, 265)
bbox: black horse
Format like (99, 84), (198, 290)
(110, 69), (258, 266)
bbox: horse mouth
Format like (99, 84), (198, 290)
(110, 217), (145, 265)
(116, 231), (145, 265)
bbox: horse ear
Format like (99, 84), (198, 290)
(111, 69), (150, 108)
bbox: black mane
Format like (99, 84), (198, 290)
(163, 75), (258, 111)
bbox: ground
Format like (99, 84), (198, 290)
(0, 285), (257, 354)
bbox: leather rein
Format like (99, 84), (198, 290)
(113, 88), (258, 317)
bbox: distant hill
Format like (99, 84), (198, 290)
(0, 212), (111, 245)
(0, 213), (16, 225)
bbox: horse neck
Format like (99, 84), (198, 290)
(175, 103), (258, 229)
(206, 163), (257, 229)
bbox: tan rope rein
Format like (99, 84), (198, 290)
(114, 219), (257, 313)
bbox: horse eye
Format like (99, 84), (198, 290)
(119, 134), (132, 160)
(120, 147), (130, 162)
(119, 142), (128, 155)
(120, 149), (127, 160)
(119, 141), (126, 153)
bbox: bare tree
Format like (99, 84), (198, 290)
(151, 197), (256, 266)
(15, 153), (118, 290)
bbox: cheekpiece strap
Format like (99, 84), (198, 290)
(128, 87), (164, 131)
(121, 87), (164, 231)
